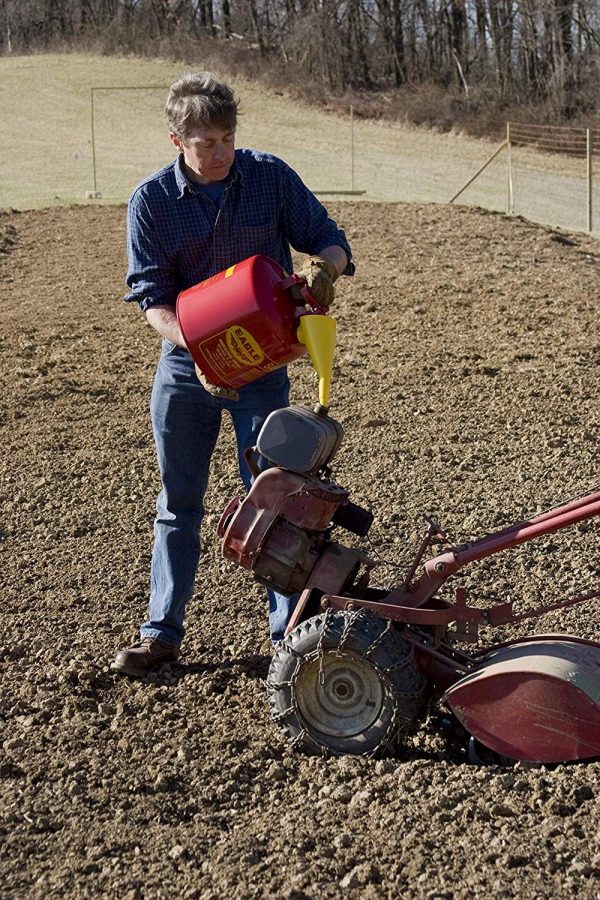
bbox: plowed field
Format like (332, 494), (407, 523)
(0, 202), (599, 898)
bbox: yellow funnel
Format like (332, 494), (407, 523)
(297, 314), (337, 407)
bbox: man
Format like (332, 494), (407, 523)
(113, 71), (353, 677)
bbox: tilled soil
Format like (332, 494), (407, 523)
(0, 201), (599, 899)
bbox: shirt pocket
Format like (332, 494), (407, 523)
(237, 222), (279, 259)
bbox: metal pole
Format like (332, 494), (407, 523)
(91, 87), (98, 194)
(350, 105), (355, 192)
(587, 128), (593, 233)
(507, 121), (513, 215)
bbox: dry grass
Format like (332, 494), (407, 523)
(0, 53), (597, 234)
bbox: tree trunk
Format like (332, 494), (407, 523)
(473, 0), (487, 64)
(556, 0), (574, 59)
(222, 0), (232, 37)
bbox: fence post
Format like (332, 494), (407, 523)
(351, 105), (355, 192)
(85, 87), (103, 199)
(587, 129), (593, 233)
(91, 87), (97, 194)
(507, 121), (513, 215)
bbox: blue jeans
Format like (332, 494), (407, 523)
(140, 341), (296, 646)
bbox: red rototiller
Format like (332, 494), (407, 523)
(217, 405), (600, 763)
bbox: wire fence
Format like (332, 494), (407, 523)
(450, 121), (600, 234)
(86, 97), (600, 234)
(88, 85), (170, 197)
(509, 122), (599, 233)
(508, 122), (600, 158)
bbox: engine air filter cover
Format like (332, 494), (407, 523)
(256, 405), (343, 475)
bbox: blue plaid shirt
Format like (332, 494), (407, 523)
(125, 150), (354, 311)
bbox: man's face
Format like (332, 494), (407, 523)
(170, 125), (236, 184)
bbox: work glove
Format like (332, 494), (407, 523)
(296, 256), (338, 307)
(195, 364), (239, 402)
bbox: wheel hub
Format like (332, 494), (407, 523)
(295, 650), (385, 738)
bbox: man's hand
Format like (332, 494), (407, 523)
(296, 256), (339, 307)
(195, 365), (239, 402)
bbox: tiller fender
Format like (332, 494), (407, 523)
(443, 637), (600, 763)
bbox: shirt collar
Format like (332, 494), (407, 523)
(175, 153), (242, 199)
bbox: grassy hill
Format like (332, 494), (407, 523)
(0, 53), (595, 234)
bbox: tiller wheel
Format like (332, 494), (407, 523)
(267, 610), (428, 757)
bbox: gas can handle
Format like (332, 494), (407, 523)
(280, 274), (327, 315)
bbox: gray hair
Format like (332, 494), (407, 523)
(166, 72), (239, 139)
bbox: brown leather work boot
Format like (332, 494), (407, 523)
(112, 637), (180, 677)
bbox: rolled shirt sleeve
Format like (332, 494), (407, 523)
(125, 191), (179, 312)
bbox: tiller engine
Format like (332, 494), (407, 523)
(218, 406), (600, 763)
(218, 405), (374, 600)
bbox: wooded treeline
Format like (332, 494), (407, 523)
(2, 1), (599, 118)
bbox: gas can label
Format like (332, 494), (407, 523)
(225, 326), (265, 366)
(198, 325), (272, 385)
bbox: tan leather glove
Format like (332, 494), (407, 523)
(195, 364), (239, 402)
(296, 256), (338, 307)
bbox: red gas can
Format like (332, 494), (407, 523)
(176, 255), (322, 390)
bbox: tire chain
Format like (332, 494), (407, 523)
(336, 608), (367, 656)
(268, 611), (425, 758)
(267, 617), (334, 757)
(316, 608), (334, 685)
(363, 616), (393, 659)
(358, 617), (414, 757)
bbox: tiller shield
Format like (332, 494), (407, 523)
(443, 637), (600, 763)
